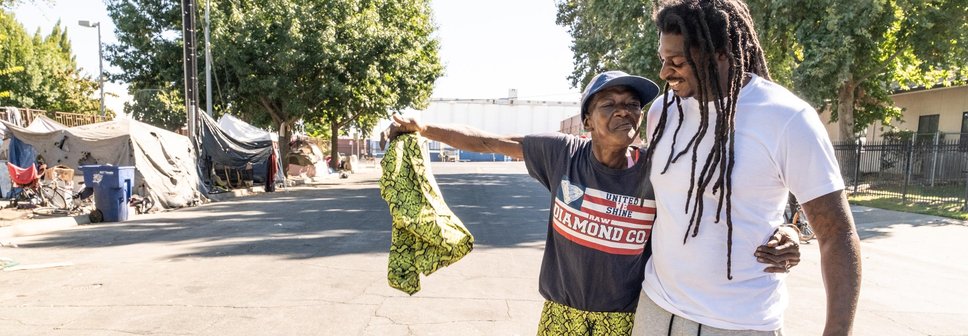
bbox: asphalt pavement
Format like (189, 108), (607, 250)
(0, 162), (965, 335)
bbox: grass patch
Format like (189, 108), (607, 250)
(848, 194), (968, 220)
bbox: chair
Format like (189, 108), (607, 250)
(6, 162), (41, 206)
(6, 162), (39, 189)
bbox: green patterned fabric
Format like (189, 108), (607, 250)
(537, 300), (635, 336)
(379, 133), (474, 295)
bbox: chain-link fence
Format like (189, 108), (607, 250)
(834, 132), (968, 210)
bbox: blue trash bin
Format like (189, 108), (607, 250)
(80, 165), (135, 222)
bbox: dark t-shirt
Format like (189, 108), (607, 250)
(522, 133), (656, 313)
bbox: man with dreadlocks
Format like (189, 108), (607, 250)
(633, 0), (862, 335)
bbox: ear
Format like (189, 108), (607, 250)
(583, 117), (592, 131)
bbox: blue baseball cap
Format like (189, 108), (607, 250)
(580, 70), (660, 122)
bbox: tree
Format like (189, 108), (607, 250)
(105, 0), (197, 128)
(0, 23), (23, 99)
(106, 0), (443, 168)
(774, 0), (968, 138)
(0, 11), (100, 113)
(555, 0), (968, 138)
(125, 86), (184, 131)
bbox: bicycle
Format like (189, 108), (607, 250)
(784, 194), (816, 243)
(6, 162), (89, 216)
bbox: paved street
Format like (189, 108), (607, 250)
(1, 162), (966, 335)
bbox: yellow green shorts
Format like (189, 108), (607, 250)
(537, 300), (634, 336)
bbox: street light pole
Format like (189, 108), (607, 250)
(78, 20), (105, 118)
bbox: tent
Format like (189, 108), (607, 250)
(1, 118), (203, 209)
(197, 112), (279, 191)
(215, 113), (285, 184)
(26, 115), (68, 132)
(217, 114), (278, 142)
(2, 116), (68, 197)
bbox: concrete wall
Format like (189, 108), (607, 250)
(368, 98), (580, 161)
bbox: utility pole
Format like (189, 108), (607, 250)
(181, 0), (199, 139)
(204, 0), (212, 116)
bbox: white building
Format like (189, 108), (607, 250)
(371, 98), (580, 161)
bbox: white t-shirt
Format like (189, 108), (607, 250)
(642, 74), (844, 330)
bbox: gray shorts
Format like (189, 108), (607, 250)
(631, 291), (783, 336)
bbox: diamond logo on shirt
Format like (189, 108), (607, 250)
(560, 179), (585, 204)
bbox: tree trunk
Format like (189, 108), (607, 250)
(837, 78), (858, 182)
(330, 117), (341, 170)
(837, 78), (857, 142)
(277, 121), (291, 175)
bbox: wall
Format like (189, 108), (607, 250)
(369, 98), (580, 161)
(821, 85), (968, 143)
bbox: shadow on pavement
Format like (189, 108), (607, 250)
(22, 173), (551, 259)
(849, 206), (968, 240)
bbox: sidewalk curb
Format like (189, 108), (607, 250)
(0, 214), (90, 239)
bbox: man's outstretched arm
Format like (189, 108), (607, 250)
(801, 190), (862, 336)
(381, 114), (524, 159)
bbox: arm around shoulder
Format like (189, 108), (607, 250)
(800, 190), (862, 335)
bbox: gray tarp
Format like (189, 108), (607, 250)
(198, 111), (272, 169)
(25, 115), (68, 132)
(1, 118), (203, 209)
(197, 112), (276, 190)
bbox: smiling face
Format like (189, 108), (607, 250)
(658, 33), (700, 99)
(583, 86), (642, 148)
(658, 32), (733, 101)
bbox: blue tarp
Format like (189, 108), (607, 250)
(8, 135), (36, 168)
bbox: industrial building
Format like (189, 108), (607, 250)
(371, 96), (580, 161)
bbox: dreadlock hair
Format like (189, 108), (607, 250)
(644, 0), (771, 280)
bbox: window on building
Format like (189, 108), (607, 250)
(918, 114), (940, 136)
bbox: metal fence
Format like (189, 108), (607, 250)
(834, 132), (968, 210)
(13, 108), (106, 127)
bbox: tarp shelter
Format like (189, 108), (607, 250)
(197, 112), (278, 191)
(215, 114), (285, 184)
(3, 115), (67, 160)
(217, 114), (278, 142)
(2, 116), (68, 197)
(1, 118), (203, 209)
(26, 115), (68, 132)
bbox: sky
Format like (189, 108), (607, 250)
(11, 0), (582, 115)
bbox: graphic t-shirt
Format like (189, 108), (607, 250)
(523, 133), (656, 313)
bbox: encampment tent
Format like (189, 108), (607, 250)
(2, 118), (203, 209)
(214, 113), (285, 185)
(196, 112), (280, 191)
(26, 115), (68, 132)
(217, 114), (278, 143)
(3, 115), (67, 163)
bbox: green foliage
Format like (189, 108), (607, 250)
(556, 0), (968, 137)
(555, 0), (658, 89)
(106, 0), (443, 167)
(125, 87), (185, 131)
(555, 1), (793, 89)
(0, 11), (101, 113)
(779, 0), (967, 135)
